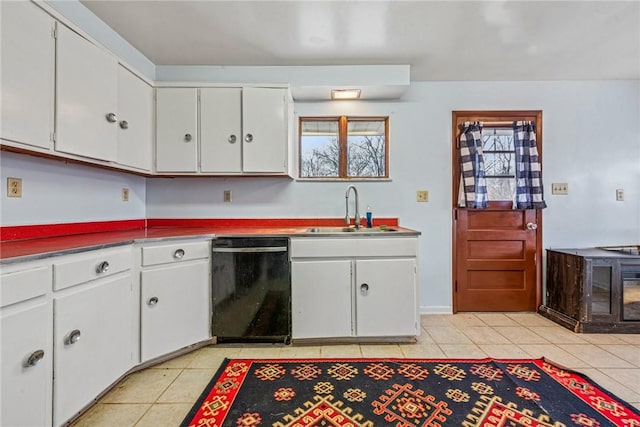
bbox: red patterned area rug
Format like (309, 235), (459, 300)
(180, 358), (640, 427)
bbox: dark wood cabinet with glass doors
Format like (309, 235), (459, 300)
(541, 247), (640, 333)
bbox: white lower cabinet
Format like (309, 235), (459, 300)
(355, 258), (418, 337)
(1, 302), (52, 427)
(291, 260), (352, 339)
(0, 264), (53, 427)
(53, 274), (134, 426)
(290, 237), (419, 340)
(139, 240), (211, 362)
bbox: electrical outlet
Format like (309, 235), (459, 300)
(551, 183), (569, 195)
(616, 189), (624, 201)
(223, 190), (232, 203)
(122, 188), (129, 202)
(416, 190), (428, 202)
(7, 178), (22, 198)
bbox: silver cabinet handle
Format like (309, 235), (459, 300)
(360, 283), (369, 294)
(244, 133), (253, 143)
(526, 222), (538, 230)
(184, 133), (192, 142)
(148, 296), (159, 306)
(65, 329), (81, 345)
(173, 249), (185, 259)
(228, 134), (237, 144)
(25, 350), (45, 367)
(119, 120), (129, 129)
(106, 112), (117, 123)
(96, 261), (110, 274)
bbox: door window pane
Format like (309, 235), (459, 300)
(482, 127), (515, 201)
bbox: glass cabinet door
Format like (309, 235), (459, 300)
(622, 269), (640, 321)
(591, 266), (612, 315)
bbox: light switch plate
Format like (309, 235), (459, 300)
(416, 190), (428, 202)
(616, 189), (624, 201)
(551, 183), (568, 195)
(223, 190), (232, 203)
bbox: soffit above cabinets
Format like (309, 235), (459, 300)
(78, 0), (640, 83)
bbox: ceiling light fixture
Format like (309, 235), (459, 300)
(331, 89), (361, 100)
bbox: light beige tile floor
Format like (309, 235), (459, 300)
(70, 313), (640, 426)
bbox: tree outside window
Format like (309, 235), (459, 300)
(299, 117), (389, 179)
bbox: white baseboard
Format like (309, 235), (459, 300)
(420, 306), (453, 314)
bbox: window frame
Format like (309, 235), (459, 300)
(298, 116), (390, 180)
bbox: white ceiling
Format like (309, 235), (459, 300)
(80, 0), (640, 82)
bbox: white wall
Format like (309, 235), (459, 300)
(146, 80), (640, 313)
(0, 151), (146, 226)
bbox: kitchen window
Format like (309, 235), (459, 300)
(299, 116), (389, 179)
(482, 126), (516, 201)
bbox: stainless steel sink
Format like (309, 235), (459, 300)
(306, 226), (398, 233)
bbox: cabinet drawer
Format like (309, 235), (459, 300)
(53, 247), (131, 291)
(1, 266), (51, 308)
(290, 237), (418, 258)
(141, 240), (210, 266)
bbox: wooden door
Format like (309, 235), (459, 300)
(452, 111), (543, 312)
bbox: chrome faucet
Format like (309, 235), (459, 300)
(345, 185), (361, 229)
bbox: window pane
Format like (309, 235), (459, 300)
(482, 129), (514, 151)
(484, 153), (515, 177)
(300, 120), (339, 177)
(347, 120), (386, 177)
(622, 270), (640, 320)
(485, 177), (515, 201)
(592, 266), (612, 315)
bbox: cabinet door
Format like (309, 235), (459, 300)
(1, 303), (52, 427)
(0, 1), (54, 149)
(140, 260), (210, 361)
(291, 260), (352, 339)
(242, 87), (288, 173)
(200, 88), (242, 173)
(155, 88), (198, 172)
(56, 25), (118, 161)
(117, 66), (153, 171)
(54, 275), (133, 426)
(355, 259), (418, 337)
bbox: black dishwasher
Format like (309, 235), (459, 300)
(211, 237), (291, 343)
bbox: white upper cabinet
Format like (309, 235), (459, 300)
(242, 87), (289, 173)
(200, 87), (289, 174)
(0, 1), (54, 150)
(117, 66), (153, 171)
(200, 88), (242, 173)
(155, 88), (199, 172)
(56, 24), (119, 162)
(158, 86), (291, 175)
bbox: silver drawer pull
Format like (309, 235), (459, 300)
(173, 249), (185, 259)
(119, 120), (129, 129)
(360, 283), (369, 294)
(244, 133), (253, 143)
(148, 296), (159, 306)
(25, 350), (45, 367)
(106, 112), (117, 123)
(184, 133), (192, 142)
(65, 329), (81, 345)
(228, 134), (237, 144)
(96, 261), (110, 274)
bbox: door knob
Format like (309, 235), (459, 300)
(148, 296), (159, 306)
(360, 283), (369, 294)
(96, 261), (110, 274)
(526, 222), (538, 230)
(105, 112), (117, 123)
(65, 329), (81, 345)
(184, 133), (192, 142)
(244, 133), (253, 143)
(119, 120), (129, 129)
(228, 135), (237, 144)
(25, 350), (45, 367)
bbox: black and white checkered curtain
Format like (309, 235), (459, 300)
(513, 121), (547, 209)
(458, 121), (488, 208)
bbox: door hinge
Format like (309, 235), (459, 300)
(454, 209), (458, 221)
(50, 132), (56, 143)
(455, 280), (458, 292)
(534, 253), (537, 266)
(51, 25), (57, 39)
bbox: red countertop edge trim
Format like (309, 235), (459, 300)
(0, 218), (399, 242)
